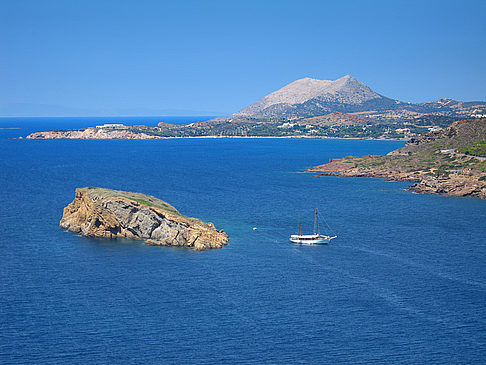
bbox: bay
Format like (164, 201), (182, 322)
(0, 118), (485, 364)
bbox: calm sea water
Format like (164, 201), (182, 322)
(1, 118), (485, 364)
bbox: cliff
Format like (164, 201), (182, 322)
(60, 187), (228, 250)
(307, 118), (486, 199)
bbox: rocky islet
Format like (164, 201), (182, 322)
(60, 187), (229, 250)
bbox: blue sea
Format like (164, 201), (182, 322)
(1, 117), (485, 364)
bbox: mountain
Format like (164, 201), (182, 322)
(234, 75), (402, 119)
(233, 76), (486, 122)
(24, 75), (486, 140)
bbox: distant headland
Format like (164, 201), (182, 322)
(60, 187), (228, 250)
(26, 75), (486, 140)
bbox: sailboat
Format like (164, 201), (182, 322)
(290, 209), (337, 245)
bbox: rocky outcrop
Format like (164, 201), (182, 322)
(60, 187), (228, 250)
(310, 159), (486, 198)
(308, 158), (421, 182)
(410, 175), (486, 199)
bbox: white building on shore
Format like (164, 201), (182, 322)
(95, 123), (125, 129)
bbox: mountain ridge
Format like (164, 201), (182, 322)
(232, 76), (486, 121)
(234, 75), (389, 118)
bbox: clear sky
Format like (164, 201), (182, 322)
(1, 0), (485, 116)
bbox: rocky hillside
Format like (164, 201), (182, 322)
(390, 118), (486, 156)
(296, 111), (370, 126)
(234, 75), (398, 119)
(60, 187), (228, 250)
(307, 118), (486, 198)
(232, 76), (486, 122)
(350, 99), (486, 123)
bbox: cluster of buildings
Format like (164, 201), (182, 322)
(95, 123), (125, 129)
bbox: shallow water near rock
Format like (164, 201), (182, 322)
(1, 118), (486, 363)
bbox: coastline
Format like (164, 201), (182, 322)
(157, 135), (406, 141)
(24, 132), (406, 141)
(306, 119), (486, 199)
(307, 157), (486, 199)
(310, 167), (486, 199)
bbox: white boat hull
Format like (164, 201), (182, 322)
(289, 235), (336, 245)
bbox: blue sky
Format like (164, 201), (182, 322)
(1, 0), (485, 116)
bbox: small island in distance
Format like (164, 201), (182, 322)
(60, 187), (228, 250)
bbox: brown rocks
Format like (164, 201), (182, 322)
(60, 187), (228, 250)
(307, 157), (422, 182)
(410, 175), (486, 199)
(308, 156), (486, 198)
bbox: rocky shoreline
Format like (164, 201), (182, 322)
(60, 187), (228, 250)
(307, 119), (486, 199)
(25, 126), (407, 140)
(24, 116), (412, 140)
(25, 132), (404, 141)
(308, 159), (486, 198)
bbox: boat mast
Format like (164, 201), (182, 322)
(299, 214), (302, 236)
(315, 208), (319, 236)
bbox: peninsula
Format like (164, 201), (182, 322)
(26, 76), (486, 140)
(307, 118), (486, 199)
(60, 187), (228, 250)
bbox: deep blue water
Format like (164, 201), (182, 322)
(1, 119), (486, 364)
